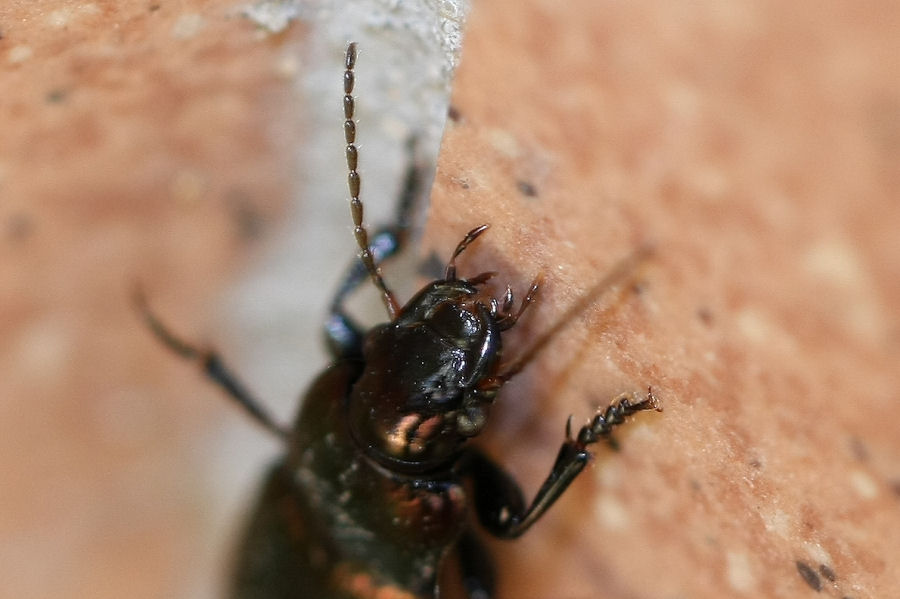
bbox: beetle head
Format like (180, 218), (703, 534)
(347, 226), (538, 473)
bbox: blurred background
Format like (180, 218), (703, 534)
(2, 1), (899, 598)
(0, 1), (466, 597)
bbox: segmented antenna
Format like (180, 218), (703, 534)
(343, 42), (401, 319)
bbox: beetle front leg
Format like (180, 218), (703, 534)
(465, 389), (659, 539)
(134, 289), (289, 439)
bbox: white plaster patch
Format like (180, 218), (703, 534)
(242, 2), (301, 33)
(241, 0), (469, 74)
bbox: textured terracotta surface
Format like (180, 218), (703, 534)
(428, 1), (900, 598)
(2, 1), (899, 599)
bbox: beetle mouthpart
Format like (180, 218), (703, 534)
(466, 271), (497, 286)
(456, 403), (487, 437)
(496, 275), (541, 331)
(501, 285), (515, 313)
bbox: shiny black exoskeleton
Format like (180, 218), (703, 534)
(138, 43), (659, 599)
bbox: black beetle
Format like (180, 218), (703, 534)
(137, 42), (659, 599)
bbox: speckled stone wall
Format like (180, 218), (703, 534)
(427, 1), (900, 597)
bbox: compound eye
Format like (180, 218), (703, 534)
(428, 302), (481, 346)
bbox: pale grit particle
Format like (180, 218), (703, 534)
(595, 495), (629, 531)
(761, 507), (792, 538)
(172, 14), (205, 39)
(8, 45), (34, 64)
(726, 551), (756, 593)
(849, 469), (879, 499)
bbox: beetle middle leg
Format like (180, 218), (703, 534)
(456, 529), (496, 599)
(464, 389), (659, 539)
(134, 288), (288, 439)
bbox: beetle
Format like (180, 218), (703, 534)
(137, 42), (659, 599)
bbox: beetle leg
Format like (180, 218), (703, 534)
(134, 288), (289, 439)
(463, 389), (658, 539)
(456, 529), (496, 599)
(458, 447), (526, 539)
(326, 137), (422, 359)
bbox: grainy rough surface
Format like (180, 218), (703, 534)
(1, 1), (899, 599)
(427, 1), (900, 598)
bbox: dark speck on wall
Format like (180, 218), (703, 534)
(796, 560), (822, 591)
(818, 564), (835, 583)
(46, 89), (67, 103)
(696, 306), (714, 326)
(516, 180), (537, 197)
(891, 479), (900, 497)
(849, 436), (869, 461)
(7, 213), (34, 242)
(227, 192), (265, 242)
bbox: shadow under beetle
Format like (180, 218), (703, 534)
(137, 43), (660, 599)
